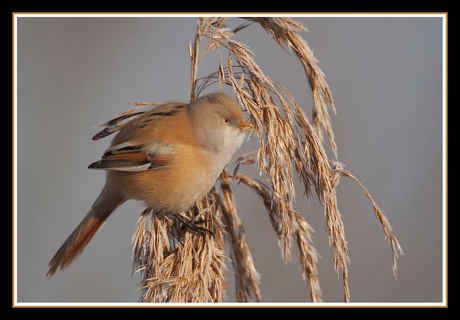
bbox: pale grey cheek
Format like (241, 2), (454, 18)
(214, 128), (246, 156)
(231, 132), (245, 151)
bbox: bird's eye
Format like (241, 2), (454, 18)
(223, 118), (230, 124)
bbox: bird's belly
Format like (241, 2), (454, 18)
(108, 148), (226, 213)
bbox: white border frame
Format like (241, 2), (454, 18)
(12, 12), (448, 308)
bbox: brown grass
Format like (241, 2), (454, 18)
(128, 17), (404, 303)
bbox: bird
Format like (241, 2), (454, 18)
(47, 92), (253, 278)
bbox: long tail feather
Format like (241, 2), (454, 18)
(47, 185), (125, 278)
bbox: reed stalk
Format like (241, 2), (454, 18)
(126, 17), (404, 303)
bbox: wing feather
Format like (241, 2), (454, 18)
(88, 142), (174, 172)
(92, 112), (145, 141)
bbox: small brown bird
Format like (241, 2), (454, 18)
(47, 92), (253, 278)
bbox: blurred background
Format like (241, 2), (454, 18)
(15, 14), (445, 303)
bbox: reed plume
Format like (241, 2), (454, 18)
(125, 17), (403, 303)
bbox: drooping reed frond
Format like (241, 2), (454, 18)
(219, 169), (261, 302)
(132, 201), (228, 302)
(128, 16), (403, 303)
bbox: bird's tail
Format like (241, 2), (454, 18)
(47, 185), (125, 278)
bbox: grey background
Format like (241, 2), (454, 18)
(16, 15), (444, 303)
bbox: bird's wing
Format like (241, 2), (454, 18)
(92, 111), (146, 141)
(88, 142), (175, 172)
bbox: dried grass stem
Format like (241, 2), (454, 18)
(126, 17), (404, 303)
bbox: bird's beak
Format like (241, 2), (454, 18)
(239, 120), (254, 132)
